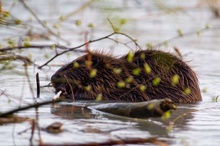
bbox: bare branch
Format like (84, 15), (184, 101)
(19, 0), (69, 44)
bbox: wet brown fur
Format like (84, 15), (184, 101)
(51, 49), (202, 103)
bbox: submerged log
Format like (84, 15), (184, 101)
(88, 98), (177, 118)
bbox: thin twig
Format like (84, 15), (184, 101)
(0, 99), (61, 117)
(24, 65), (35, 99)
(38, 32), (116, 69)
(58, 0), (95, 22)
(153, 26), (220, 48)
(0, 44), (68, 52)
(36, 73), (40, 98)
(39, 136), (169, 146)
(38, 31), (141, 69)
(19, 0), (69, 44)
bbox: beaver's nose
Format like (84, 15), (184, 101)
(51, 75), (56, 80)
(51, 75), (62, 89)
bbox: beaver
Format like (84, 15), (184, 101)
(51, 49), (202, 103)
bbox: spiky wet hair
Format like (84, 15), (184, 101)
(51, 50), (202, 103)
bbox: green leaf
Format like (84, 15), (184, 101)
(113, 68), (122, 74)
(196, 30), (201, 36)
(147, 103), (154, 110)
(132, 68), (141, 76)
(73, 62), (79, 68)
(205, 24), (211, 29)
(2, 11), (10, 18)
(84, 85), (91, 91)
(127, 51), (134, 63)
(114, 27), (120, 32)
(171, 74), (179, 86)
(24, 42), (30, 47)
(139, 84), (147, 91)
(120, 18), (127, 25)
(144, 63), (151, 74)
(152, 77), (161, 86)
(24, 37), (30, 47)
(75, 20), (81, 26)
(162, 111), (171, 120)
(53, 23), (60, 29)
(44, 54), (50, 59)
(125, 77), (133, 83)
(7, 39), (15, 45)
(117, 81), (125, 88)
(96, 94), (102, 101)
(59, 15), (66, 21)
(140, 53), (145, 60)
(88, 23), (94, 28)
(50, 44), (56, 49)
(177, 29), (183, 37)
(15, 19), (21, 25)
(184, 87), (191, 95)
(90, 69), (97, 78)
(146, 43), (153, 49)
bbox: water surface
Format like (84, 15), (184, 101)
(1, 0), (220, 145)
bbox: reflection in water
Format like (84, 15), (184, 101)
(51, 103), (92, 119)
(50, 101), (200, 145)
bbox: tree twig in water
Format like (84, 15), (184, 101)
(36, 73), (40, 98)
(40, 136), (169, 146)
(0, 99), (61, 118)
(88, 98), (177, 118)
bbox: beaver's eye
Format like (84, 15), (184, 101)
(91, 57), (99, 67)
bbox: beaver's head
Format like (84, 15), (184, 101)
(51, 52), (124, 100)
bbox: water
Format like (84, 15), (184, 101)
(1, 0), (220, 145)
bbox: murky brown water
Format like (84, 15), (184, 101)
(1, 0), (220, 145)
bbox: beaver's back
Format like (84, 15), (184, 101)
(121, 50), (202, 103)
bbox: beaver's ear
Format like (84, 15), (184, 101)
(91, 57), (100, 67)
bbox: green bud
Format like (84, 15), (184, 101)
(205, 24), (211, 29)
(152, 77), (161, 86)
(113, 68), (122, 74)
(140, 53), (145, 60)
(144, 63), (151, 74)
(117, 81), (125, 88)
(15, 19), (21, 25)
(50, 44), (56, 49)
(139, 84), (147, 91)
(127, 51), (134, 63)
(120, 18), (127, 25)
(88, 23), (94, 28)
(44, 54), (50, 59)
(177, 29), (183, 36)
(162, 111), (171, 120)
(96, 94), (102, 101)
(90, 69), (97, 78)
(171, 74), (179, 86)
(125, 77), (133, 83)
(132, 68), (141, 76)
(147, 103), (154, 110)
(53, 23), (60, 29)
(184, 87), (191, 95)
(84, 85), (91, 91)
(73, 62), (79, 68)
(59, 15), (66, 21)
(146, 43), (153, 49)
